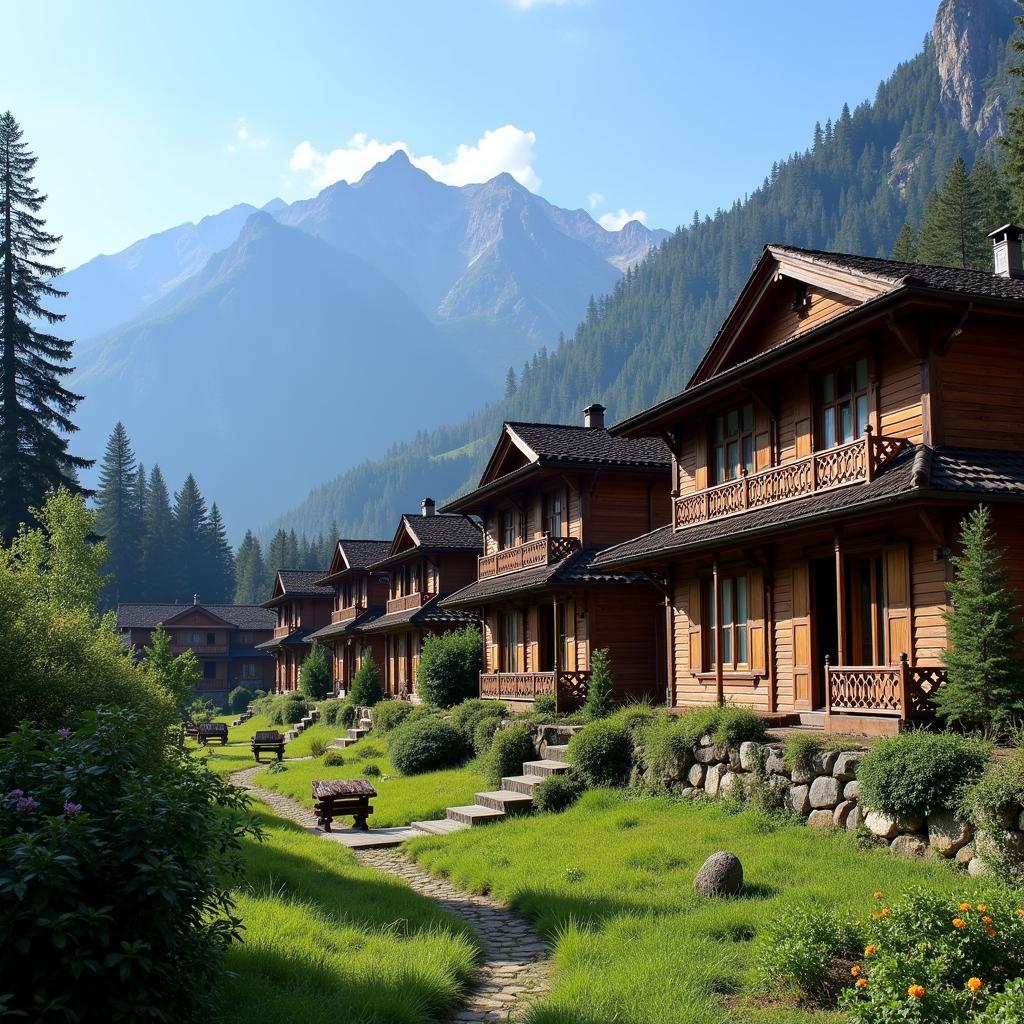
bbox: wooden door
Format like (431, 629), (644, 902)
(883, 543), (912, 663)
(792, 562), (813, 709)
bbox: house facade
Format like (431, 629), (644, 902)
(256, 569), (334, 693)
(306, 539), (393, 696)
(440, 407), (673, 710)
(358, 502), (482, 698)
(595, 231), (1024, 735)
(117, 600), (277, 704)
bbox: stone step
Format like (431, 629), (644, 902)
(411, 818), (470, 836)
(522, 759), (570, 778)
(544, 744), (570, 759)
(347, 727), (369, 740)
(446, 804), (507, 826)
(474, 790), (535, 814)
(501, 774), (545, 796)
(358, 717), (372, 729)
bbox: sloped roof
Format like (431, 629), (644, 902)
(356, 594), (479, 633)
(506, 422), (671, 468)
(255, 628), (314, 651)
(306, 606), (387, 642)
(372, 513), (483, 568)
(116, 603), (276, 630)
(263, 569), (334, 606)
(318, 539), (393, 584)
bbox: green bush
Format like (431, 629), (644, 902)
(318, 699), (344, 726)
(322, 750), (345, 767)
(448, 698), (507, 744)
(486, 723), (536, 788)
(252, 688), (266, 700)
(227, 686), (254, 714)
(308, 736), (329, 758)
(760, 905), (860, 1000)
(388, 718), (470, 775)
(583, 648), (615, 719)
(299, 641), (333, 701)
(566, 719), (633, 788)
(473, 714), (504, 754)
(858, 731), (990, 818)
(416, 626), (482, 707)
(607, 702), (658, 739)
(354, 743), (384, 760)
(363, 763), (382, 778)
(534, 694), (557, 718)
(639, 715), (692, 788)
(783, 733), (823, 775)
(0, 708), (256, 1021)
(533, 771), (584, 812)
(348, 654), (384, 707)
(265, 696), (312, 725)
(674, 705), (767, 748)
(371, 699), (413, 735)
(964, 749), (1024, 883)
(186, 697), (218, 725)
(339, 701), (357, 727)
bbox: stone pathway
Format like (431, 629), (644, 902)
(230, 764), (551, 1023)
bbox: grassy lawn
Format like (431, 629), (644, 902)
(215, 799), (477, 1024)
(409, 790), (974, 1024)
(255, 744), (488, 827)
(189, 716), (343, 776)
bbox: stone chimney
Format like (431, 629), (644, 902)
(583, 403), (606, 429)
(421, 497), (436, 517)
(989, 224), (1024, 279)
(193, 593), (199, 605)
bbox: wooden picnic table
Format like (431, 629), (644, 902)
(251, 730), (286, 762)
(312, 778), (377, 832)
(197, 722), (228, 746)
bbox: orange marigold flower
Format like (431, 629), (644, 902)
(982, 916), (993, 925)
(967, 978), (983, 993)
(881, 908), (891, 918)
(871, 912), (880, 921)
(976, 904), (988, 913)
(856, 977), (868, 988)
(851, 965), (862, 977)
(873, 891), (883, 900)
(908, 985), (926, 998)
(986, 927), (997, 938)
(952, 918), (967, 929)
(1017, 909), (1024, 918)
(865, 945), (878, 956)
(960, 902), (973, 912)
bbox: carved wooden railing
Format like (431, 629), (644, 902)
(478, 535), (581, 579)
(479, 669), (592, 709)
(674, 428), (911, 529)
(332, 604), (363, 625)
(825, 653), (945, 720)
(386, 591), (431, 614)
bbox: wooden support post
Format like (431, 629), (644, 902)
(864, 424), (875, 482)
(898, 652), (909, 722)
(713, 556), (724, 706)
(552, 593), (561, 713)
(824, 654), (832, 727)
(834, 531), (846, 666)
(766, 555), (777, 714)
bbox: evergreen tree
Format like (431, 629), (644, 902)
(265, 529), (288, 591)
(172, 475), (209, 602)
(0, 112), (91, 541)
(206, 503), (234, 603)
(348, 651), (383, 706)
(504, 366), (518, 398)
(141, 465), (176, 600)
(918, 157), (987, 269)
(891, 222), (919, 262)
(142, 623), (200, 713)
(1003, 0), (1024, 219)
(233, 530), (266, 604)
(94, 422), (142, 606)
(299, 640), (332, 700)
(935, 506), (1024, 738)
(285, 529), (299, 568)
(972, 158), (1012, 237)
(582, 648), (614, 719)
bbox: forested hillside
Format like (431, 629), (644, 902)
(260, 0), (1019, 545)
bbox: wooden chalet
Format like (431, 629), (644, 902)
(117, 600), (276, 703)
(306, 539), (393, 696)
(439, 408), (673, 710)
(595, 229), (1024, 735)
(358, 501), (482, 697)
(256, 569), (334, 692)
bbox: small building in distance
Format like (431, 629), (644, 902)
(117, 599), (277, 705)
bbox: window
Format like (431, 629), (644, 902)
(236, 631), (253, 644)
(706, 574), (749, 669)
(182, 630), (202, 645)
(820, 358), (869, 448)
(543, 490), (565, 537)
(500, 509), (517, 550)
(845, 554), (886, 665)
(501, 611), (520, 672)
(711, 403), (754, 483)
(203, 661), (217, 680)
(206, 632), (216, 645)
(241, 662), (259, 680)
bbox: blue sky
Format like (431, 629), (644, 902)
(9, 0), (939, 269)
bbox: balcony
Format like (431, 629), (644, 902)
(478, 535), (581, 579)
(386, 591), (431, 614)
(825, 653), (944, 722)
(673, 429), (910, 530)
(479, 670), (591, 709)
(273, 624), (298, 639)
(332, 604), (364, 625)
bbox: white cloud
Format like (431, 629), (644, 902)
(289, 125), (541, 192)
(227, 118), (268, 154)
(598, 208), (648, 231)
(586, 191), (604, 210)
(511, 0), (585, 8)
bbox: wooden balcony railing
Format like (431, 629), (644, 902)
(478, 535), (581, 579)
(479, 669), (592, 709)
(825, 653), (944, 721)
(273, 624), (298, 639)
(386, 591), (431, 614)
(332, 604), (363, 624)
(674, 428), (910, 529)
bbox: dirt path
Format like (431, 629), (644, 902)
(230, 765), (551, 1023)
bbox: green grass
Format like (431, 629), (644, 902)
(188, 716), (338, 776)
(215, 799), (477, 1024)
(255, 747), (488, 826)
(409, 790), (974, 1024)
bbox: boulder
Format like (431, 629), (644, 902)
(927, 810), (972, 858)
(765, 751), (786, 776)
(720, 771), (740, 799)
(809, 776), (842, 809)
(704, 763), (729, 798)
(687, 763), (706, 788)
(693, 745), (720, 765)
(698, 734), (714, 748)
(864, 811), (900, 840)
(843, 780), (861, 801)
(680, 786), (697, 798)
(890, 834), (928, 858)
(807, 809), (834, 830)
(768, 773), (790, 791)
(693, 851), (743, 897)
(790, 764), (813, 785)
(786, 784), (811, 816)
(833, 800), (856, 828)
(811, 750), (840, 775)
(728, 747), (743, 772)
(845, 804), (862, 832)
(739, 741), (761, 772)
(967, 857), (988, 877)
(955, 843), (975, 867)
(832, 752), (862, 781)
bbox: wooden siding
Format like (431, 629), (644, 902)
(587, 472), (671, 545)
(878, 347), (925, 444)
(911, 540), (947, 666)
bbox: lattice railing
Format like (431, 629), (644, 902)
(557, 670), (591, 709)
(479, 669), (591, 708)
(906, 665), (945, 718)
(814, 440), (866, 489)
(825, 653), (945, 720)
(478, 535), (581, 579)
(386, 591), (429, 614)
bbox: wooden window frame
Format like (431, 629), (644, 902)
(818, 357), (870, 450)
(542, 489), (566, 538)
(704, 572), (750, 671)
(499, 508), (518, 550)
(710, 402), (754, 484)
(501, 609), (520, 672)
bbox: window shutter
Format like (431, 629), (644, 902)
(695, 426), (708, 491)
(792, 562), (812, 708)
(883, 542), (912, 664)
(748, 567), (766, 673)
(687, 580), (703, 673)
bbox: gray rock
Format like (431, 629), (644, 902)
(704, 763), (729, 798)
(693, 745), (720, 765)
(955, 843), (975, 866)
(765, 752), (786, 776)
(833, 800), (856, 828)
(786, 784), (811, 816)
(698, 734), (714, 748)
(720, 771), (740, 799)
(687, 762), (706, 787)
(864, 811), (900, 840)
(768, 773), (790, 791)
(728, 748), (743, 772)
(845, 804), (862, 832)
(927, 810), (972, 858)
(890, 834), (928, 858)
(790, 764), (813, 785)
(843, 780), (861, 801)
(693, 851), (743, 897)
(832, 752), (862, 781)
(811, 750), (840, 775)
(739, 741), (761, 772)
(680, 786), (697, 798)
(967, 856), (988, 877)
(807, 809), (834, 830)
(809, 776), (842, 809)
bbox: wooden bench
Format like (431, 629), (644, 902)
(183, 720), (199, 739)
(251, 730), (286, 763)
(312, 778), (376, 832)
(197, 722), (229, 746)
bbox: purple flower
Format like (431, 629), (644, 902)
(8, 789), (24, 800)
(57, 728), (73, 740)
(62, 801), (82, 818)
(15, 796), (38, 813)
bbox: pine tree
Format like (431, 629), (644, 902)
(141, 465), (176, 600)
(0, 112), (91, 541)
(935, 505), (1024, 738)
(582, 648), (614, 719)
(94, 422), (143, 606)
(265, 529), (288, 591)
(918, 157), (988, 269)
(172, 474), (209, 602)
(1003, 1), (1024, 219)
(233, 530), (266, 604)
(206, 503), (235, 603)
(142, 624), (200, 712)
(891, 222), (919, 262)
(504, 366), (518, 398)
(971, 158), (1012, 237)
(299, 640), (332, 700)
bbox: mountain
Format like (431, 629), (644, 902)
(260, 0), (1022, 544)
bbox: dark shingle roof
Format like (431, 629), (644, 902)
(306, 606), (387, 641)
(507, 423), (671, 468)
(276, 569), (333, 597)
(116, 603), (276, 630)
(255, 628), (313, 651)
(594, 446), (1024, 569)
(356, 594), (479, 633)
(403, 514), (483, 550)
(337, 540), (393, 569)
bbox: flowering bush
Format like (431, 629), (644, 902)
(0, 708), (258, 1022)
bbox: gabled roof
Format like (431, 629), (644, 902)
(116, 603), (277, 631)
(262, 569), (333, 607)
(318, 539), (393, 585)
(306, 606), (387, 642)
(355, 593), (479, 633)
(372, 513), (482, 568)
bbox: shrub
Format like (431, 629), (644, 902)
(252, 688), (266, 700)
(533, 771), (584, 812)
(783, 733), (823, 775)
(388, 718), (470, 775)
(473, 714), (504, 754)
(583, 648), (615, 719)
(566, 719), (633, 788)
(760, 905), (860, 1000)
(339, 701), (357, 727)
(674, 705), (767, 748)
(322, 750), (345, 767)
(858, 731), (990, 818)
(354, 743), (384, 760)
(266, 696), (312, 725)
(349, 654), (384, 707)
(534, 694), (557, 719)
(486, 723), (536, 788)
(964, 749), (1024, 883)
(318, 699), (344, 726)
(299, 642), (333, 701)
(363, 763), (382, 777)
(416, 626), (482, 707)
(607, 702), (658, 739)
(0, 708), (256, 1021)
(186, 697), (218, 724)
(448, 698), (507, 744)
(371, 699), (414, 735)
(640, 715), (692, 788)
(227, 686), (254, 714)
(308, 736), (329, 758)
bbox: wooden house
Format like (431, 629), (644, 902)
(256, 569), (334, 693)
(440, 408), (673, 710)
(358, 501), (482, 697)
(117, 600), (276, 704)
(307, 539), (393, 696)
(596, 232), (1024, 735)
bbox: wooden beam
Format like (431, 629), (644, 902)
(917, 508), (945, 548)
(935, 302), (973, 356)
(641, 570), (673, 602)
(885, 313), (919, 359)
(713, 556), (724, 706)
(834, 531), (846, 666)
